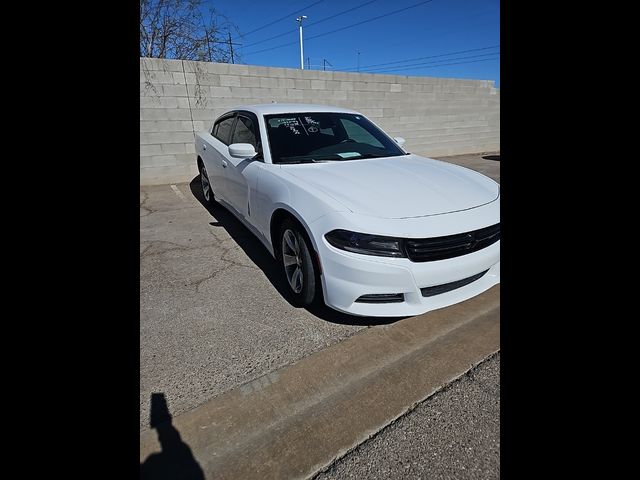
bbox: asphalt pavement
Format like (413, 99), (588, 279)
(316, 353), (500, 480)
(433, 152), (500, 183)
(140, 183), (369, 429)
(140, 287), (499, 479)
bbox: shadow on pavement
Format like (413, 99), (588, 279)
(188, 176), (407, 327)
(482, 154), (500, 161)
(140, 393), (204, 480)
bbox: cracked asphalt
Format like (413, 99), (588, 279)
(140, 152), (500, 431)
(316, 353), (500, 480)
(140, 178), (370, 430)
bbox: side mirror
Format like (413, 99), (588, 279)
(228, 143), (257, 159)
(393, 137), (406, 147)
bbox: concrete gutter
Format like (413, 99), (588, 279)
(140, 285), (500, 479)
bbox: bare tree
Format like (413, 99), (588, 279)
(140, 0), (240, 62)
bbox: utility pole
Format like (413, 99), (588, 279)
(307, 57), (311, 70)
(296, 15), (307, 69)
(357, 50), (361, 72)
(323, 59), (333, 71)
(228, 32), (235, 64)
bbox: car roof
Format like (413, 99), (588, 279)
(230, 103), (360, 116)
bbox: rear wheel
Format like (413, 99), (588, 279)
(279, 219), (317, 307)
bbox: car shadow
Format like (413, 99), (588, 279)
(482, 154), (500, 161)
(188, 176), (407, 326)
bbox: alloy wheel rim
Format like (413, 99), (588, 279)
(201, 166), (211, 200)
(282, 229), (303, 293)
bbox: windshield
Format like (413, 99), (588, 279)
(264, 112), (405, 164)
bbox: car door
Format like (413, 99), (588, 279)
(222, 112), (263, 220)
(200, 113), (236, 203)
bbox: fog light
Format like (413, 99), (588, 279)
(355, 293), (405, 303)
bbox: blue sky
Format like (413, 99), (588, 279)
(214, 0), (500, 86)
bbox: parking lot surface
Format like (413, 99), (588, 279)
(316, 353), (500, 480)
(434, 152), (500, 183)
(140, 184), (370, 429)
(140, 152), (500, 430)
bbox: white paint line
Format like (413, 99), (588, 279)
(170, 184), (188, 202)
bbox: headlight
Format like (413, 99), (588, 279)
(325, 229), (406, 258)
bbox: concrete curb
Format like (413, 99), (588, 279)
(140, 285), (500, 479)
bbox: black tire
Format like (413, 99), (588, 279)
(198, 161), (216, 206)
(279, 218), (317, 307)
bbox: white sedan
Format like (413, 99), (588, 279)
(195, 104), (499, 317)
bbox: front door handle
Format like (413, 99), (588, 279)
(222, 160), (227, 168)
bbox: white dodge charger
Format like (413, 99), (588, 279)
(195, 104), (500, 317)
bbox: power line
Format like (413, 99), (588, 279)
(344, 44), (500, 71)
(361, 51), (500, 73)
(240, 0), (324, 38)
(306, 0), (434, 41)
(363, 55), (500, 74)
(307, 0), (378, 28)
(243, 0), (378, 49)
(242, 38), (298, 56)
(244, 0), (435, 57)
(242, 29), (295, 49)
(363, 53), (500, 72)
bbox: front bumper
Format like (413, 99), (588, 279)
(317, 238), (499, 316)
(309, 202), (500, 317)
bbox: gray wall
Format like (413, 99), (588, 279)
(140, 58), (500, 185)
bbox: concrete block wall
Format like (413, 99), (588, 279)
(140, 58), (500, 185)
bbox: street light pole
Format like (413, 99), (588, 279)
(296, 15), (307, 70)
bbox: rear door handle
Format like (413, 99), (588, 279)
(222, 160), (227, 168)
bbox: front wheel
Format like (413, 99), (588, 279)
(198, 161), (216, 205)
(280, 219), (317, 307)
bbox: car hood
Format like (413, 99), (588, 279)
(282, 154), (499, 219)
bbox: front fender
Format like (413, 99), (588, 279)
(256, 166), (349, 254)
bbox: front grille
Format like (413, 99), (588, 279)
(421, 270), (489, 297)
(355, 293), (405, 304)
(405, 223), (500, 262)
